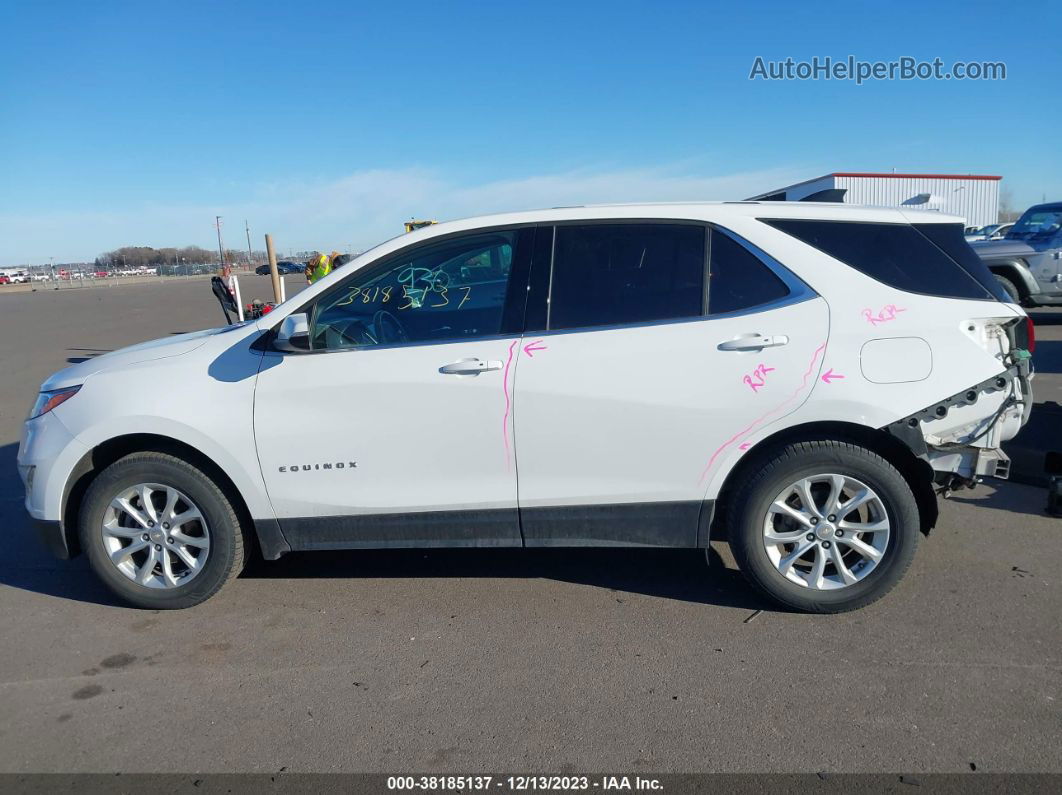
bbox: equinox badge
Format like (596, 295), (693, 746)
(278, 461), (357, 473)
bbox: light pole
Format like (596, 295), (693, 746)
(215, 216), (227, 275)
(245, 219), (254, 267)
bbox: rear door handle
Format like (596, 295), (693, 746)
(439, 358), (503, 375)
(717, 334), (789, 352)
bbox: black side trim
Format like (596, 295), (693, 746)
(253, 518), (292, 560)
(272, 501), (713, 551)
(524, 225), (553, 332)
(280, 508), (522, 551)
(499, 227), (536, 335)
(696, 499), (717, 549)
(33, 519), (75, 560)
(521, 500), (704, 548)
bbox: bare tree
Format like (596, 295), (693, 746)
(97, 245), (218, 269)
(999, 185), (1022, 223)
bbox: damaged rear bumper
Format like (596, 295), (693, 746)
(884, 358), (1032, 484)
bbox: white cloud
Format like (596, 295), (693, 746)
(0, 163), (811, 264)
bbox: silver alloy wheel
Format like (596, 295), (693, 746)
(762, 473), (890, 590)
(101, 483), (211, 589)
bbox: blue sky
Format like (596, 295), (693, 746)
(1, 0), (1058, 264)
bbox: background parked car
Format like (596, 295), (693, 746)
(965, 223), (1014, 242)
(984, 223), (1013, 241)
(973, 201), (1062, 306)
(255, 260), (304, 276)
(0, 274), (10, 285)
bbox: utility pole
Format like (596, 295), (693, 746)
(265, 234), (281, 303)
(215, 216), (227, 274)
(245, 219), (254, 266)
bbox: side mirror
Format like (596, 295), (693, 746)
(275, 313), (310, 352)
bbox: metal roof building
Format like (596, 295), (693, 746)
(747, 172), (1001, 228)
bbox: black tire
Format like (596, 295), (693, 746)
(994, 274), (1022, 305)
(728, 440), (919, 613)
(79, 452), (248, 609)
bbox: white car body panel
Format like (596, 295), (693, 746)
(18, 202), (1029, 556)
(514, 298), (830, 508)
(24, 324), (275, 521)
(254, 336), (521, 520)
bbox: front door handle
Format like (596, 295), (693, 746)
(439, 358), (503, 376)
(717, 334), (789, 352)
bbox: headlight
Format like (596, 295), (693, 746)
(29, 386), (81, 419)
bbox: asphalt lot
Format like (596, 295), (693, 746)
(0, 278), (1059, 773)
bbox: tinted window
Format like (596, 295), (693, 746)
(708, 228), (790, 314)
(913, 223), (1010, 302)
(763, 218), (994, 300)
(310, 231), (515, 349)
(548, 224), (705, 330)
(1006, 205), (1062, 241)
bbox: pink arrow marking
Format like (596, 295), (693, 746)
(523, 340), (547, 357)
(821, 369), (845, 384)
(738, 442), (752, 451)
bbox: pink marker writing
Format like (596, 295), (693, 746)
(743, 363), (776, 393)
(523, 340), (547, 358)
(862, 305), (906, 325)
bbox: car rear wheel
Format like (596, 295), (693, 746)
(79, 452), (248, 609)
(728, 440), (919, 613)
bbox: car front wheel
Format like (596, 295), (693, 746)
(79, 452), (248, 609)
(728, 440), (920, 613)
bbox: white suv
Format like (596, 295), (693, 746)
(18, 202), (1033, 612)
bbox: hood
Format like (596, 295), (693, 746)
(41, 326), (234, 390)
(970, 238), (1037, 260)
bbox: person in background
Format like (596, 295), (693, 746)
(331, 253), (354, 269)
(305, 252), (332, 284)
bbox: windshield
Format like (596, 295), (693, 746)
(1006, 208), (1062, 240)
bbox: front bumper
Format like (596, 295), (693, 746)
(17, 410), (89, 537)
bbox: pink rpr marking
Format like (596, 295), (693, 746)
(501, 339), (518, 470)
(700, 342), (827, 484)
(862, 305), (906, 325)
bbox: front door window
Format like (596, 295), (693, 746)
(309, 231), (516, 349)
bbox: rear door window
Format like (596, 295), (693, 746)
(548, 224), (705, 330)
(762, 218), (996, 300)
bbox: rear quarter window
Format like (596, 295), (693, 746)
(913, 223), (1012, 302)
(707, 228), (790, 314)
(761, 218), (997, 301)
